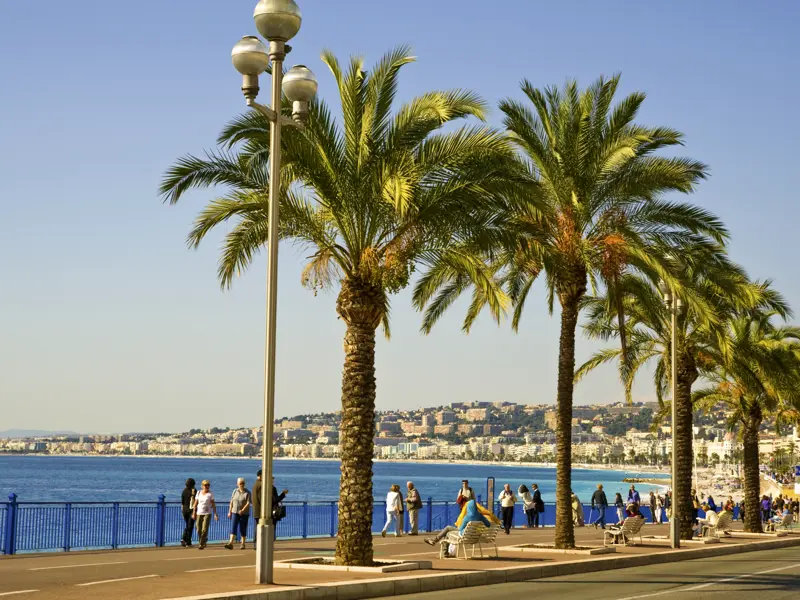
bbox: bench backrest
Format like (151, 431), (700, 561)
(459, 521), (488, 543)
(621, 517), (645, 535)
(780, 513), (794, 526)
(715, 511), (733, 531)
(478, 522), (502, 542)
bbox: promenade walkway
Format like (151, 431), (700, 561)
(1, 522), (798, 600)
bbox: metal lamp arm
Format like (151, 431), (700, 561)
(247, 99), (305, 130)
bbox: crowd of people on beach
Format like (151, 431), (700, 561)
(179, 469), (288, 550)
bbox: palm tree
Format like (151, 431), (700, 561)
(415, 75), (720, 547)
(576, 251), (772, 538)
(160, 47), (518, 565)
(694, 310), (800, 533)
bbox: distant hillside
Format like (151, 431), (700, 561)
(0, 429), (80, 439)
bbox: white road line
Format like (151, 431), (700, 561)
(164, 550), (301, 561)
(164, 554), (244, 561)
(28, 561), (126, 571)
(185, 565), (252, 573)
(0, 592), (39, 598)
(76, 574), (159, 587)
(617, 562), (800, 600)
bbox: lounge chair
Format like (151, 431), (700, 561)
(701, 511), (733, 538)
(766, 513), (795, 532)
(440, 521), (502, 559)
(604, 517), (645, 546)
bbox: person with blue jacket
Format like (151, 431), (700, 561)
(424, 499), (492, 545)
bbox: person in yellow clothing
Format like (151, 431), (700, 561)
(425, 499), (501, 546)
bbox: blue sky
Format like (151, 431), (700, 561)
(1, 0), (798, 433)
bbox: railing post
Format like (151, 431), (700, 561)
(3, 493), (17, 555)
(426, 497), (432, 532)
(111, 502), (119, 549)
(63, 502), (72, 551)
(156, 495), (166, 547)
(329, 501), (336, 537)
(444, 501), (449, 526)
(302, 502), (308, 539)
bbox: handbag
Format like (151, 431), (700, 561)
(272, 504), (286, 521)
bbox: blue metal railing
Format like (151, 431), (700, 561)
(1, 493), (740, 555)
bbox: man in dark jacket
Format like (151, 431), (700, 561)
(590, 484), (609, 529)
(180, 478), (196, 547)
(531, 484), (543, 528)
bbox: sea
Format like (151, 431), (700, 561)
(0, 456), (668, 504)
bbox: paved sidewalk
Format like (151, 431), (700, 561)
(1, 522), (797, 600)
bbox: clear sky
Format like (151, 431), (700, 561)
(1, 1), (798, 434)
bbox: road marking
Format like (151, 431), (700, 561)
(164, 553), (244, 561)
(28, 561), (127, 571)
(0, 592), (39, 598)
(76, 574), (159, 587)
(617, 562), (800, 600)
(185, 565), (252, 573)
(164, 549), (301, 561)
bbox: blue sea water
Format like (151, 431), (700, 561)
(0, 455), (667, 504)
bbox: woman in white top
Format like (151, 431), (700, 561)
(519, 485), (535, 528)
(381, 484), (403, 537)
(498, 484), (517, 534)
(654, 493), (664, 524)
(192, 479), (218, 550)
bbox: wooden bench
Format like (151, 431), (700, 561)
(440, 521), (502, 559)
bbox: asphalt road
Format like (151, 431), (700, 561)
(384, 544), (800, 600)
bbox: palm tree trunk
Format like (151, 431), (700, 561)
(674, 352), (697, 540)
(334, 278), (384, 566)
(554, 293), (581, 549)
(742, 409), (763, 533)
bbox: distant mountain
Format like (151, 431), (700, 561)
(0, 429), (81, 439)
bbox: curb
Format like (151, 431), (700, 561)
(160, 536), (800, 600)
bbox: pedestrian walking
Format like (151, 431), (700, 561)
(655, 492), (664, 524)
(627, 485), (641, 507)
(614, 492), (625, 525)
(224, 478), (252, 550)
(649, 491), (657, 523)
(498, 484), (517, 534)
(180, 478), (196, 547)
(761, 495), (772, 523)
(531, 483), (543, 528)
(692, 489), (700, 525)
(456, 480), (475, 508)
(519, 485), (536, 528)
(381, 484), (403, 537)
(572, 492), (584, 526)
(271, 477), (288, 541)
(405, 481), (422, 535)
(193, 479), (218, 550)
(590, 484), (608, 529)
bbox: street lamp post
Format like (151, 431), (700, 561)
(231, 0), (317, 585)
(659, 279), (683, 549)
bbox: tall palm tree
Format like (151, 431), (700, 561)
(694, 309), (800, 533)
(415, 75), (720, 547)
(160, 47), (518, 565)
(576, 250), (775, 538)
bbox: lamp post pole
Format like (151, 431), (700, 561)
(230, 0), (317, 585)
(660, 280), (682, 549)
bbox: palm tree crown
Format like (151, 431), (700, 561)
(415, 74), (721, 548)
(160, 46), (518, 566)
